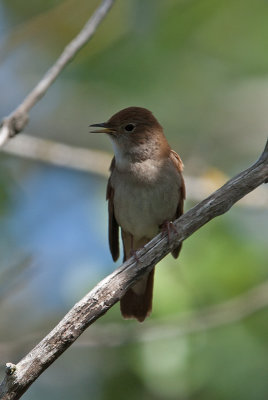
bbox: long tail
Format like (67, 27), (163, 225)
(120, 227), (183, 322)
(120, 268), (155, 322)
(120, 230), (156, 322)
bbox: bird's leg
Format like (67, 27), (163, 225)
(161, 220), (178, 243)
(129, 234), (140, 262)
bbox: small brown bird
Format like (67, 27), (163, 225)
(90, 107), (185, 322)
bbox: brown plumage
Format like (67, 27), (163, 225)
(91, 107), (185, 322)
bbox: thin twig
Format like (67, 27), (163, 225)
(0, 139), (267, 400)
(3, 133), (268, 208)
(0, 0), (115, 148)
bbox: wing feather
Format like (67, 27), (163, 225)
(169, 150), (186, 258)
(106, 157), (119, 261)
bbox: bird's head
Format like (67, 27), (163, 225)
(90, 106), (163, 136)
(90, 107), (169, 161)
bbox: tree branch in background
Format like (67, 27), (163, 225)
(3, 133), (268, 208)
(0, 0), (115, 148)
(2, 278), (268, 354)
(68, 278), (268, 346)
(0, 139), (267, 400)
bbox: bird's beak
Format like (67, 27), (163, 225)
(89, 122), (116, 134)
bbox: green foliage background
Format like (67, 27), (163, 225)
(0, 1), (267, 399)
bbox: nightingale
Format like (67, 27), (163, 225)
(90, 107), (185, 322)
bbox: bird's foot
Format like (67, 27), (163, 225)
(161, 220), (178, 243)
(130, 249), (140, 263)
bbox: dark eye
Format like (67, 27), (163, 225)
(124, 123), (135, 132)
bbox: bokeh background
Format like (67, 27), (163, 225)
(0, 0), (268, 399)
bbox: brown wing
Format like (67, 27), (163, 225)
(169, 150), (186, 259)
(106, 157), (119, 261)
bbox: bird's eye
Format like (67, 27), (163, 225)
(124, 123), (135, 132)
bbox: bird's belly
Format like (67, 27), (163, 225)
(113, 180), (179, 240)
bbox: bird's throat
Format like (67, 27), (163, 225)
(110, 134), (169, 171)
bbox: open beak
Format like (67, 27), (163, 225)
(89, 122), (115, 134)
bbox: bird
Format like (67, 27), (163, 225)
(90, 107), (185, 322)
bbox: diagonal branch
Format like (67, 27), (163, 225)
(0, 0), (116, 148)
(0, 139), (267, 400)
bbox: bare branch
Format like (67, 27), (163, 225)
(3, 133), (112, 178)
(0, 139), (267, 399)
(3, 134), (268, 208)
(0, 0), (115, 148)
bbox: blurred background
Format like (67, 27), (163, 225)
(0, 0), (268, 399)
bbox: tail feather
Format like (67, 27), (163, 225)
(120, 268), (155, 322)
(171, 242), (182, 259)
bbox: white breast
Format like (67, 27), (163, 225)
(111, 158), (181, 240)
